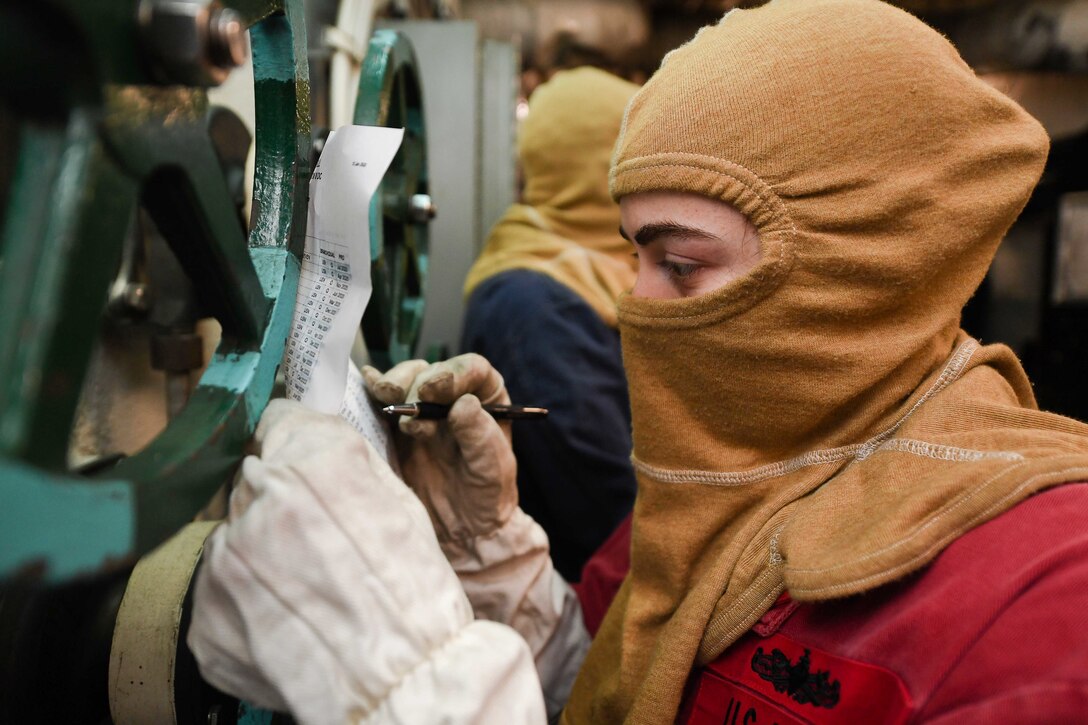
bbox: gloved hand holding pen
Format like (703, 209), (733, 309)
(363, 354), (591, 719)
(362, 353), (518, 544)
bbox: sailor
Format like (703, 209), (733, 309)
(189, 1), (1088, 722)
(461, 66), (640, 581)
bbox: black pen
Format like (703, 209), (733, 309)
(381, 402), (549, 420)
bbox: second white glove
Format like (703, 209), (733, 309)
(187, 400), (546, 725)
(365, 358), (591, 718)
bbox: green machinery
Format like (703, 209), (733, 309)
(0, 0), (430, 720)
(357, 29), (432, 371)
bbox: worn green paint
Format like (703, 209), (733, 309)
(0, 459), (134, 582)
(354, 30), (429, 369)
(0, 114), (136, 469)
(197, 248), (300, 430)
(247, 0), (312, 256)
(0, 0), (309, 582)
(199, 352), (263, 394)
(237, 700), (276, 724)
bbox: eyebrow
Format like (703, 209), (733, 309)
(619, 221), (719, 246)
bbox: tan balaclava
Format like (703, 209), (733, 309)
(563, 1), (1088, 723)
(463, 67), (638, 327)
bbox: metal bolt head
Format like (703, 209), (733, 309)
(409, 194), (437, 223)
(207, 7), (247, 69)
(123, 283), (151, 313)
(107, 281), (152, 319)
(139, 0), (249, 87)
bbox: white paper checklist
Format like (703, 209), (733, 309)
(283, 125), (405, 464)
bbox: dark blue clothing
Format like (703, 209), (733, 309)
(461, 270), (637, 582)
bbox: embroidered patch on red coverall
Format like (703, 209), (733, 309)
(681, 632), (912, 725)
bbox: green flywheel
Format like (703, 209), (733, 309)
(0, 0), (310, 582)
(354, 29), (432, 370)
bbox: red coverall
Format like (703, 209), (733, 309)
(574, 484), (1088, 723)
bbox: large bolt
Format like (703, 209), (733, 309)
(139, 0), (249, 86)
(107, 281), (152, 319)
(122, 282), (151, 313)
(409, 193), (438, 223)
(207, 7), (247, 70)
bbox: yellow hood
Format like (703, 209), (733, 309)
(464, 67), (638, 327)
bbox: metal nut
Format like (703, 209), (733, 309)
(107, 281), (152, 319)
(150, 333), (205, 373)
(139, 0), (249, 87)
(408, 193), (437, 223)
(207, 8), (247, 69)
(122, 283), (151, 313)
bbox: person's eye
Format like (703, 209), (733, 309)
(657, 260), (700, 279)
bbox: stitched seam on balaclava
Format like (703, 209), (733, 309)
(701, 572), (785, 659)
(632, 446), (858, 486)
(876, 439), (1024, 463)
(769, 528), (784, 566)
(632, 339), (979, 486)
(853, 339), (979, 459)
(789, 465), (1088, 595)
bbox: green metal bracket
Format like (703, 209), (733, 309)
(0, 0), (310, 582)
(354, 29), (430, 370)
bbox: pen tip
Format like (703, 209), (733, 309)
(381, 404), (415, 416)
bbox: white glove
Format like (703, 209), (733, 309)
(447, 508), (591, 718)
(365, 357), (591, 718)
(187, 400), (546, 725)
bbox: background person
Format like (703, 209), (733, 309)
(461, 67), (640, 581)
